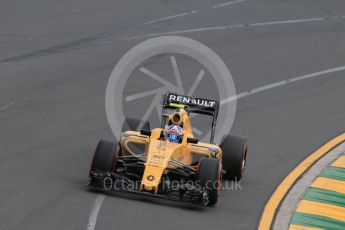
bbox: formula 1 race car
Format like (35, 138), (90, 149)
(87, 93), (248, 206)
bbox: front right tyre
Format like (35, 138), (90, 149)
(197, 158), (222, 206)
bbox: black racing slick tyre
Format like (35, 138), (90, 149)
(220, 135), (248, 181)
(121, 118), (150, 132)
(197, 158), (222, 206)
(89, 139), (120, 176)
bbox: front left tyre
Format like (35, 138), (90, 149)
(89, 139), (120, 176)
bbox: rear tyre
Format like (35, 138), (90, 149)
(197, 158), (222, 206)
(122, 118), (150, 132)
(89, 139), (120, 176)
(220, 135), (248, 181)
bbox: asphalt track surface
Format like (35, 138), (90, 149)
(1, 0), (345, 229)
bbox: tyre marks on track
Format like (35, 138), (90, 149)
(136, 0), (247, 27)
(0, 0), (246, 64)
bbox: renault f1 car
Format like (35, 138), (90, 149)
(87, 93), (248, 206)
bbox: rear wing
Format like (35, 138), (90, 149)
(162, 93), (219, 117)
(161, 93), (219, 143)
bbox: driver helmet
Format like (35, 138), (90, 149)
(166, 124), (183, 143)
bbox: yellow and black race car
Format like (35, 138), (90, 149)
(88, 93), (248, 206)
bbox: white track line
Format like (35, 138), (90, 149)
(86, 194), (105, 230)
(221, 65), (345, 105)
(0, 101), (15, 111)
(249, 17), (324, 27)
(127, 15), (345, 40)
(136, 11), (199, 27)
(212, 0), (246, 8)
(133, 0), (246, 28)
(87, 65), (345, 230)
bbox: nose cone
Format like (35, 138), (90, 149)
(141, 166), (165, 192)
(140, 140), (181, 193)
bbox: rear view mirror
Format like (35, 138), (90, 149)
(187, 137), (198, 144)
(140, 129), (151, 137)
